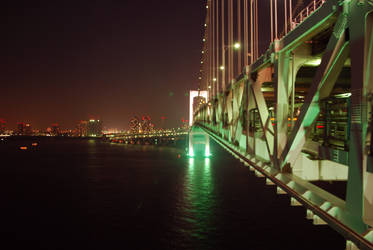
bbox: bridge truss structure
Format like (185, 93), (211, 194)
(194, 0), (373, 249)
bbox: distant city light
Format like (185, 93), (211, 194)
(220, 65), (225, 70)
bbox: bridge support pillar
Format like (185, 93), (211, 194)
(188, 127), (211, 157)
(246, 75), (257, 155)
(274, 43), (312, 171)
(274, 49), (291, 170)
(280, 10), (350, 173)
(346, 1), (373, 228)
(250, 67), (275, 162)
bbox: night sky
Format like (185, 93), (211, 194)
(2, 1), (206, 130)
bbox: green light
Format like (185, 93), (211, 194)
(304, 58), (321, 66)
(204, 144), (211, 157)
(334, 92), (351, 98)
(204, 158), (210, 165)
(188, 158), (194, 167)
(188, 145), (195, 157)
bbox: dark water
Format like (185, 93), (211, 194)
(1, 137), (346, 250)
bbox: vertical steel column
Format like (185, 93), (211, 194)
(215, 0), (220, 97)
(275, 0), (278, 40)
(290, 52), (295, 129)
(228, 0), (234, 84)
(251, 67), (275, 160)
(208, 0), (212, 99)
(347, 1), (373, 228)
(212, 0), (215, 99)
(364, 10), (373, 227)
(251, 0), (257, 59)
(289, 0), (292, 30)
(284, 0), (288, 35)
(274, 50), (291, 169)
(237, 0), (242, 74)
(255, 0), (258, 58)
(271, 0), (273, 42)
(221, 0), (226, 91)
(243, 0), (249, 66)
(250, 0), (253, 64)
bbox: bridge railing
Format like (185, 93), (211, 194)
(290, 0), (326, 31)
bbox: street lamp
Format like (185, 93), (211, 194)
(234, 42), (241, 49)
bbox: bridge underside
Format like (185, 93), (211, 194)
(194, 1), (373, 249)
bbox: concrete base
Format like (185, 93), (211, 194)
(277, 186), (286, 194)
(266, 178), (275, 185)
(313, 215), (327, 225)
(290, 197), (302, 206)
(346, 240), (359, 250)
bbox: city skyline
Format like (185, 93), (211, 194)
(0, 116), (185, 131)
(1, 1), (206, 130)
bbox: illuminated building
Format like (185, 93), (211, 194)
(77, 121), (88, 137)
(87, 119), (103, 137)
(51, 123), (60, 136)
(17, 123), (25, 135)
(25, 123), (32, 136)
(16, 122), (32, 136)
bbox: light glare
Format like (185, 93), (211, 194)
(234, 43), (241, 49)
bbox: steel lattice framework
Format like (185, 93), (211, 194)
(194, 0), (373, 249)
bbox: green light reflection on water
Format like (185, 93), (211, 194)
(181, 153), (216, 240)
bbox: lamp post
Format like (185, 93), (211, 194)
(219, 42), (241, 92)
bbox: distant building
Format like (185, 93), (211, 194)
(17, 123), (25, 135)
(77, 121), (88, 137)
(17, 122), (32, 136)
(51, 123), (60, 136)
(0, 119), (6, 134)
(25, 123), (32, 136)
(87, 119), (103, 137)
